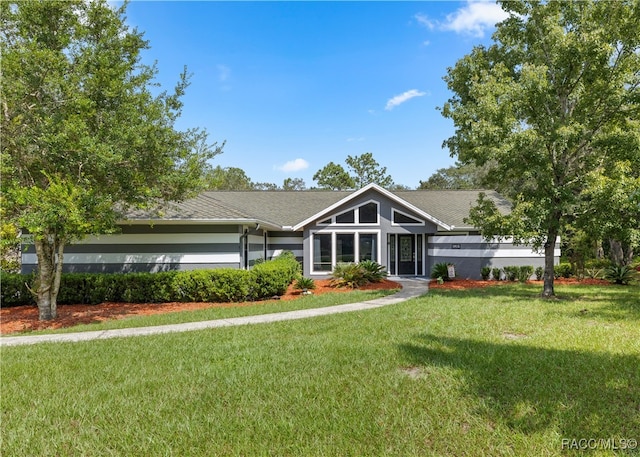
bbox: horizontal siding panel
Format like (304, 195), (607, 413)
(428, 248), (557, 258)
(75, 233), (239, 245)
(64, 243), (239, 254)
(23, 253), (240, 265)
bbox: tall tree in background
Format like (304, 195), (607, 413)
(1, 0), (223, 319)
(313, 153), (394, 190)
(418, 163), (487, 190)
(441, 0), (639, 297)
(204, 166), (254, 190)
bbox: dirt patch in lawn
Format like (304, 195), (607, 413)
(0, 279), (400, 335)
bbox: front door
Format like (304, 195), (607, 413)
(398, 235), (415, 275)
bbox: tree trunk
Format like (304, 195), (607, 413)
(33, 234), (65, 320)
(609, 239), (625, 266)
(542, 230), (558, 298)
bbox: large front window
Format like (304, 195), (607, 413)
(311, 232), (380, 273)
(313, 234), (332, 271)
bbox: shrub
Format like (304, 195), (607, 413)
(535, 266), (544, 280)
(517, 266), (534, 282)
(502, 266), (519, 282)
(294, 277), (316, 291)
(491, 267), (502, 281)
(480, 267), (491, 280)
(603, 265), (635, 285)
(359, 260), (388, 283)
(554, 263), (573, 279)
(0, 273), (35, 307)
(331, 263), (369, 289)
(431, 262), (451, 281)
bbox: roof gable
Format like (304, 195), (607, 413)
(291, 184), (452, 230)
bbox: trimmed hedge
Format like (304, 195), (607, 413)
(0, 252), (301, 307)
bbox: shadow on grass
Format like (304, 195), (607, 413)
(399, 334), (640, 439)
(429, 284), (640, 320)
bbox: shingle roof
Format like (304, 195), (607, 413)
(127, 186), (511, 231)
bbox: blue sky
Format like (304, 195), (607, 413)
(121, 1), (509, 189)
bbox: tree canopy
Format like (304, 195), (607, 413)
(313, 153), (394, 190)
(441, 0), (640, 296)
(1, 0), (223, 319)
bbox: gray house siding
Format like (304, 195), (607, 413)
(266, 231), (304, 263)
(427, 235), (560, 279)
(21, 225), (242, 274)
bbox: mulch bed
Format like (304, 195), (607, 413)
(0, 279), (400, 335)
(1, 277), (613, 335)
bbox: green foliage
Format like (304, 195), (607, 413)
(603, 265), (635, 285)
(294, 277), (316, 291)
(313, 153), (394, 190)
(431, 263), (452, 281)
(331, 263), (370, 289)
(1, 255), (301, 307)
(441, 0), (640, 297)
(502, 266), (519, 282)
(0, 273), (35, 307)
(330, 260), (388, 289)
(491, 267), (503, 281)
(554, 263), (573, 279)
(480, 267), (491, 280)
(517, 266), (534, 283)
(1, 0), (223, 317)
(535, 266), (544, 281)
(359, 260), (388, 283)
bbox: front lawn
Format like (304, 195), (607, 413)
(2, 283), (638, 456)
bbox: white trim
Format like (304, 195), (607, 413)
(293, 183), (452, 231)
(391, 208), (426, 226)
(309, 229), (382, 275)
(428, 248), (556, 258)
(72, 233), (239, 245)
(23, 253), (240, 265)
(315, 199), (380, 226)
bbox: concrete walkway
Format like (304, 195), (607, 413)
(0, 278), (429, 347)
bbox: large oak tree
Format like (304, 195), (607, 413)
(1, 0), (223, 319)
(441, 0), (639, 297)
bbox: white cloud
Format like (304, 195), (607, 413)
(414, 13), (435, 30)
(415, 1), (509, 38)
(385, 89), (427, 111)
(276, 158), (309, 172)
(217, 64), (231, 82)
(441, 1), (509, 38)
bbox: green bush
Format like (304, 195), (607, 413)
(535, 266), (544, 280)
(502, 266), (519, 281)
(603, 265), (635, 285)
(331, 263), (369, 289)
(431, 262), (451, 281)
(517, 266), (534, 282)
(480, 267), (491, 280)
(294, 277), (316, 291)
(1, 254), (302, 307)
(491, 267), (502, 281)
(359, 260), (388, 283)
(554, 263), (573, 279)
(0, 273), (35, 307)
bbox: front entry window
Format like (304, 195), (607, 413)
(311, 232), (379, 273)
(313, 234), (332, 271)
(336, 234), (355, 263)
(359, 234), (377, 261)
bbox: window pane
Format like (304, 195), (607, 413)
(359, 203), (377, 223)
(313, 234), (332, 271)
(335, 210), (355, 224)
(336, 234), (355, 263)
(359, 234), (377, 262)
(394, 211), (422, 224)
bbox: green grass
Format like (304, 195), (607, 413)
(2, 283), (639, 456)
(6, 289), (398, 335)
